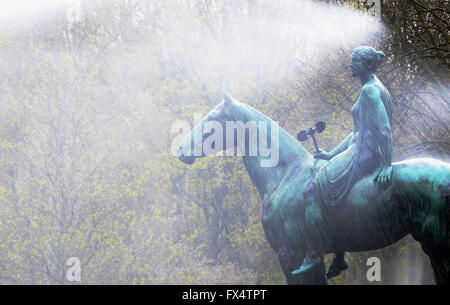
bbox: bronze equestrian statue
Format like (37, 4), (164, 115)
(177, 47), (450, 284)
(295, 47), (393, 277)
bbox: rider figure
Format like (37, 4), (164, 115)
(293, 46), (394, 277)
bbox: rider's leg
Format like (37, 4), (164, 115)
(297, 182), (349, 277)
(291, 220), (322, 275)
(304, 181), (315, 197)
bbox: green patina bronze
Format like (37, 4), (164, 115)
(177, 47), (449, 285)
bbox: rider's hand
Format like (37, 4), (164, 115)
(374, 166), (393, 189)
(313, 149), (332, 161)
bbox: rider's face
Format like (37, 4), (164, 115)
(349, 53), (364, 77)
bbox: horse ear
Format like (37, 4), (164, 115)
(224, 91), (233, 105)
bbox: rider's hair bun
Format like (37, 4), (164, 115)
(352, 46), (385, 73)
(376, 50), (385, 65)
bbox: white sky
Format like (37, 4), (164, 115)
(0, 0), (68, 23)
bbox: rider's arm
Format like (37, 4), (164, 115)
(362, 85), (392, 167)
(361, 84), (393, 186)
(328, 133), (354, 159)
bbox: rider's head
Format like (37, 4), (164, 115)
(349, 46), (385, 77)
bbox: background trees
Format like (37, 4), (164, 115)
(0, 0), (447, 284)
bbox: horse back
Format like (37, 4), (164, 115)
(393, 158), (450, 197)
(325, 158), (449, 252)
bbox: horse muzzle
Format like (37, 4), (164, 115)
(179, 155), (195, 164)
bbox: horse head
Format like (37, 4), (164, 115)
(177, 92), (246, 165)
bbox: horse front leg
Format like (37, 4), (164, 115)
(278, 246), (328, 285)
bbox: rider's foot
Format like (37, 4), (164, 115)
(326, 253), (348, 279)
(291, 253), (321, 275)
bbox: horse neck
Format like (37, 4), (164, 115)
(238, 104), (313, 199)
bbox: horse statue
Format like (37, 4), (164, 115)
(176, 93), (449, 285)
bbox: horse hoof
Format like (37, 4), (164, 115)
(326, 258), (348, 279)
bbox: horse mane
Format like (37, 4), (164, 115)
(240, 102), (313, 162)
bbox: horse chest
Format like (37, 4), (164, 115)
(261, 186), (304, 244)
(263, 190), (296, 221)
